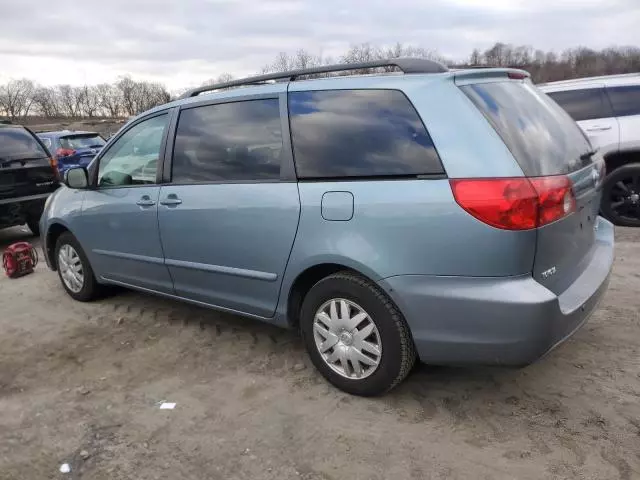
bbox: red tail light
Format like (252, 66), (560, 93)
(450, 176), (576, 230)
(56, 148), (76, 157)
(529, 176), (576, 227)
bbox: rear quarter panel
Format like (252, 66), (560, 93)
(280, 179), (536, 285)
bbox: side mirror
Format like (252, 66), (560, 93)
(64, 167), (89, 189)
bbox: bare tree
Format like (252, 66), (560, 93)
(0, 79), (35, 120)
(79, 85), (100, 118)
(31, 86), (60, 118)
(469, 48), (482, 66)
(56, 85), (79, 117)
(95, 83), (122, 117)
(261, 49), (325, 74)
(116, 76), (137, 116)
(202, 73), (235, 86)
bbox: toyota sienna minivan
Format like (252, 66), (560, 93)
(40, 58), (614, 396)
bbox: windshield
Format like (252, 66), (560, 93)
(0, 127), (49, 161)
(461, 81), (593, 176)
(60, 134), (106, 150)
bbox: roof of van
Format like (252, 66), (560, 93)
(133, 63), (529, 125)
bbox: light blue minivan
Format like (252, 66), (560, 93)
(40, 58), (614, 395)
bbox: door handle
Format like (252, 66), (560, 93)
(136, 196), (156, 207)
(586, 125), (612, 132)
(160, 194), (182, 206)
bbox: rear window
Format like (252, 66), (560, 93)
(607, 85), (640, 117)
(461, 81), (592, 176)
(545, 88), (613, 121)
(60, 134), (106, 150)
(288, 89), (443, 179)
(0, 127), (48, 161)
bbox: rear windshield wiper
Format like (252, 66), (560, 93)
(580, 149), (598, 161)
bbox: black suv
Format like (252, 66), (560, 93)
(0, 124), (59, 235)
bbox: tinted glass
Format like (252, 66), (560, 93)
(60, 134), (106, 149)
(0, 127), (48, 161)
(40, 137), (52, 149)
(545, 88), (612, 121)
(98, 114), (167, 187)
(462, 82), (592, 176)
(607, 85), (640, 117)
(288, 90), (443, 178)
(172, 99), (282, 183)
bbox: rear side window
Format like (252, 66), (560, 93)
(60, 134), (106, 150)
(0, 127), (48, 161)
(172, 99), (282, 183)
(461, 82), (592, 176)
(545, 88), (613, 121)
(288, 89), (443, 179)
(607, 85), (640, 117)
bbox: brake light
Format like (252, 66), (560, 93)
(56, 148), (76, 157)
(508, 71), (528, 80)
(450, 176), (576, 230)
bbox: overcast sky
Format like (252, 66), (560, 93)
(1, 0), (638, 91)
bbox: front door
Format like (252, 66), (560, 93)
(76, 113), (174, 293)
(157, 96), (300, 317)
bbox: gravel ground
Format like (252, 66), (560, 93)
(1, 225), (639, 480)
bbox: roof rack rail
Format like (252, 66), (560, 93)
(180, 57), (449, 99)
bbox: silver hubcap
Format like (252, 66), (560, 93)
(313, 298), (382, 380)
(57, 244), (84, 293)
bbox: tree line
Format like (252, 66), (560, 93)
(2, 42), (639, 122)
(0, 77), (170, 122)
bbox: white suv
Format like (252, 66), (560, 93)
(540, 74), (640, 227)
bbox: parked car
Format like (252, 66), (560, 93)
(37, 131), (106, 177)
(40, 59), (614, 396)
(540, 74), (640, 226)
(0, 124), (59, 234)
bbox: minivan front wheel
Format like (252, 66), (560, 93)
(55, 232), (102, 301)
(300, 272), (416, 396)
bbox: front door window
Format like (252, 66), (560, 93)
(97, 114), (168, 187)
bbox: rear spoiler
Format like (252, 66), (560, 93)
(453, 68), (531, 85)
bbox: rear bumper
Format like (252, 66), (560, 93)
(378, 217), (614, 366)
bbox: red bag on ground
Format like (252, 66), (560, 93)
(2, 242), (38, 278)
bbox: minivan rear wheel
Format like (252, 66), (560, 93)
(300, 272), (416, 396)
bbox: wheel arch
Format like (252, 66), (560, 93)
(604, 149), (640, 175)
(44, 221), (72, 270)
(285, 261), (381, 329)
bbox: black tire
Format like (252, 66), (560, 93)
(299, 271), (416, 396)
(26, 217), (40, 236)
(601, 163), (640, 227)
(54, 232), (103, 301)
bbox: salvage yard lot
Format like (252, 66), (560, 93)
(1, 226), (639, 480)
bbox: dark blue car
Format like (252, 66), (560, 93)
(37, 131), (106, 176)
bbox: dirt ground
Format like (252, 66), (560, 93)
(1, 226), (639, 480)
